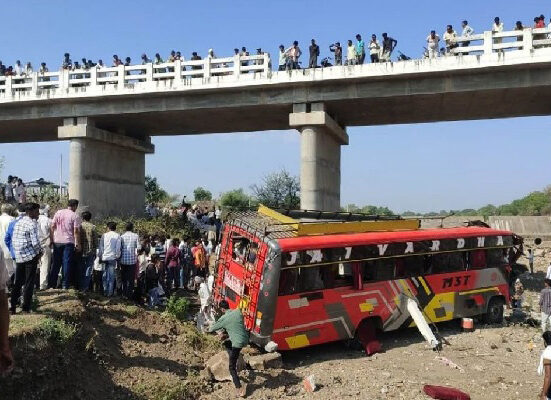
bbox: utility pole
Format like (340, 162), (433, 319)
(59, 154), (63, 196)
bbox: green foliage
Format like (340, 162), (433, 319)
(37, 318), (77, 344)
(251, 169), (300, 209)
(193, 187), (212, 201)
(220, 188), (251, 211)
(164, 296), (190, 321)
(96, 215), (197, 241)
(26, 185), (68, 212)
(145, 175), (169, 205)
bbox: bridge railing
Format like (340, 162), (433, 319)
(452, 27), (551, 55)
(0, 53), (270, 95)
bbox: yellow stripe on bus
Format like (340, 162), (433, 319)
(458, 287), (498, 296)
(285, 334), (310, 349)
(418, 277), (432, 295)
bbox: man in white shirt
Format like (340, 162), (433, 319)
(0, 204), (15, 279)
(493, 17), (504, 46)
(98, 222), (121, 297)
(546, 262), (551, 280)
(443, 25), (458, 54)
(426, 30), (440, 59)
(37, 206), (52, 290)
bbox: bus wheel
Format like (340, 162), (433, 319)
(483, 297), (505, 324)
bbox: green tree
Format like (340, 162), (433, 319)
(220, 188), (251, 211)
(401, 211), (417, 217)
(477, 204), (497, 217)
(193, 187), (212, 201)
(251, 170), (300, 209)
(145, 175), (169, 204)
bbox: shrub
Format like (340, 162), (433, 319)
(164, 296), (190, 321)
(37, 318), (77, 344)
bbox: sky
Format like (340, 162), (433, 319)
(1, 0), (550, 213)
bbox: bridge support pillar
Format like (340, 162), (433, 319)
(290, 104), (348, 211)
(58, 117), (154, 217)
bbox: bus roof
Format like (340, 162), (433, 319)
(276, 226), (513, 252)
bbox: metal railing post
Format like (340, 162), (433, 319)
(523, 27), (534, 53)
(263, 54), (270, 75)
(483, 31), (494, 55)
(117, 65), (125, 87)
(204, 57), (211, 79)
(234, 54), (241, 78)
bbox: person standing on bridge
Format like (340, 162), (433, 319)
(461, 20), (474, 47)
(49, 199), (81, 290)
(329, 42), (342, 65)
(346, 40), (356, 65)
(286, 41), (302, 70)
(426, 30), (440, 58)
(355, 34), (365, 64)
(369, 34), (381, 63)
(278, 45), (287, 71)
(141, 53), (152, 64)
(112, 54), (122, 67)
(62, 53), (72, 70)
(443, 25), (458, 54)
(381, 33), (397, 62)
(14, 61), (23, 76)
(309, 39), (320, 68)
(492, 17), (504, 47)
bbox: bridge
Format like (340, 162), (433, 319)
(1, 28), (551, 216)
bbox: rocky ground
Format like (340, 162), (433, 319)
(2, 244), (549, 400)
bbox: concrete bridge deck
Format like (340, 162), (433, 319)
(1, 28), (550, 215)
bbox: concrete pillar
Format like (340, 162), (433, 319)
(58, 118), (154, 217)
(290, 104), (348, 211)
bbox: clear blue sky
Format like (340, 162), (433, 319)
(1, 0), (550, 213)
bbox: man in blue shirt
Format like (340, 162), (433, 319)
(355, 34), (365, 64)
(4, 203), (25, 261)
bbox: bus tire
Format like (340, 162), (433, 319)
(483, 297), (505, 324)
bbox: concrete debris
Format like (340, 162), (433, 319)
(303, 375), (317, 393)
(435, 356), (464, 373)
(202, 350), (246, 382)
(245, 352), (283, 371)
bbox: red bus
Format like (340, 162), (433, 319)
(213, 206), (523, 351)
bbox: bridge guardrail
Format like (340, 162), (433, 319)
(0, 28), (549, 98)
(0, 53), (270, 94)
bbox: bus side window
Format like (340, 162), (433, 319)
(298, 267), (325, 292)
(431, 252), (465, 274)
(375, 259), (395, 281)
(486, 249), (503, 268)
(402, 255), (424, 277)
(278, 269), (298, 295)
(470, 249), (486, 269)
(363, 261), (376, 282)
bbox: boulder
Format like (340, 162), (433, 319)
(245, 352), (283, 370)
(202, 350), (246, 382)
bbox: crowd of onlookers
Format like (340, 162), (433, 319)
(2, 176), (26, 205)
(1, 14), (551, 80)
(0, 198), (221, 317)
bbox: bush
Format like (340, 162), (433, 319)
(164, 296), (190, 321)
(37, 318), (77, 344)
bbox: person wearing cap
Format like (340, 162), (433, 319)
(209, 300), (249, 397)
(255, 48), (264, 66)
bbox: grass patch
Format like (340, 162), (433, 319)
(37, 318), (77, 344)
(134, 374), (208, 400)
(124, 305), (140, 317)
(163, 296), (190, 321)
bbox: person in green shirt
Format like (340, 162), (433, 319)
(209, 300), (248, 397)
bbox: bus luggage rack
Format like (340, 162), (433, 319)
(226, 206), (421, 239)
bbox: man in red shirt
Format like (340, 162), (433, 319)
(165, 238), (181, 293)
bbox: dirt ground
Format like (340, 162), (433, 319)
(2, 243), (549, 400)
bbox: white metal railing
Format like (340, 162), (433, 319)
(0, 28), (549, 99)
(0, 53), (270, 94)
(451, 27), (551, 55)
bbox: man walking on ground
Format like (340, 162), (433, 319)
(0, 204), (15, 279)
(37, 206), (52, 290)
(120, 222), (139, 298)
(78, 211), (98, 292)
(209, 300), (248, 398)
(49, 199), (81, 289)
(540, 279), (551, 332)
(0, 247), (13, 375)
(165, 238), (181, 293)
(10, 203), (42, 314)
(309, 39), (320, 68)
(527, 248), (535, 274)
(381, 33), (398, 62)
(98, 222), (121, 297)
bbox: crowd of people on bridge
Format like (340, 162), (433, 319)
(1, 13), (551, 80)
